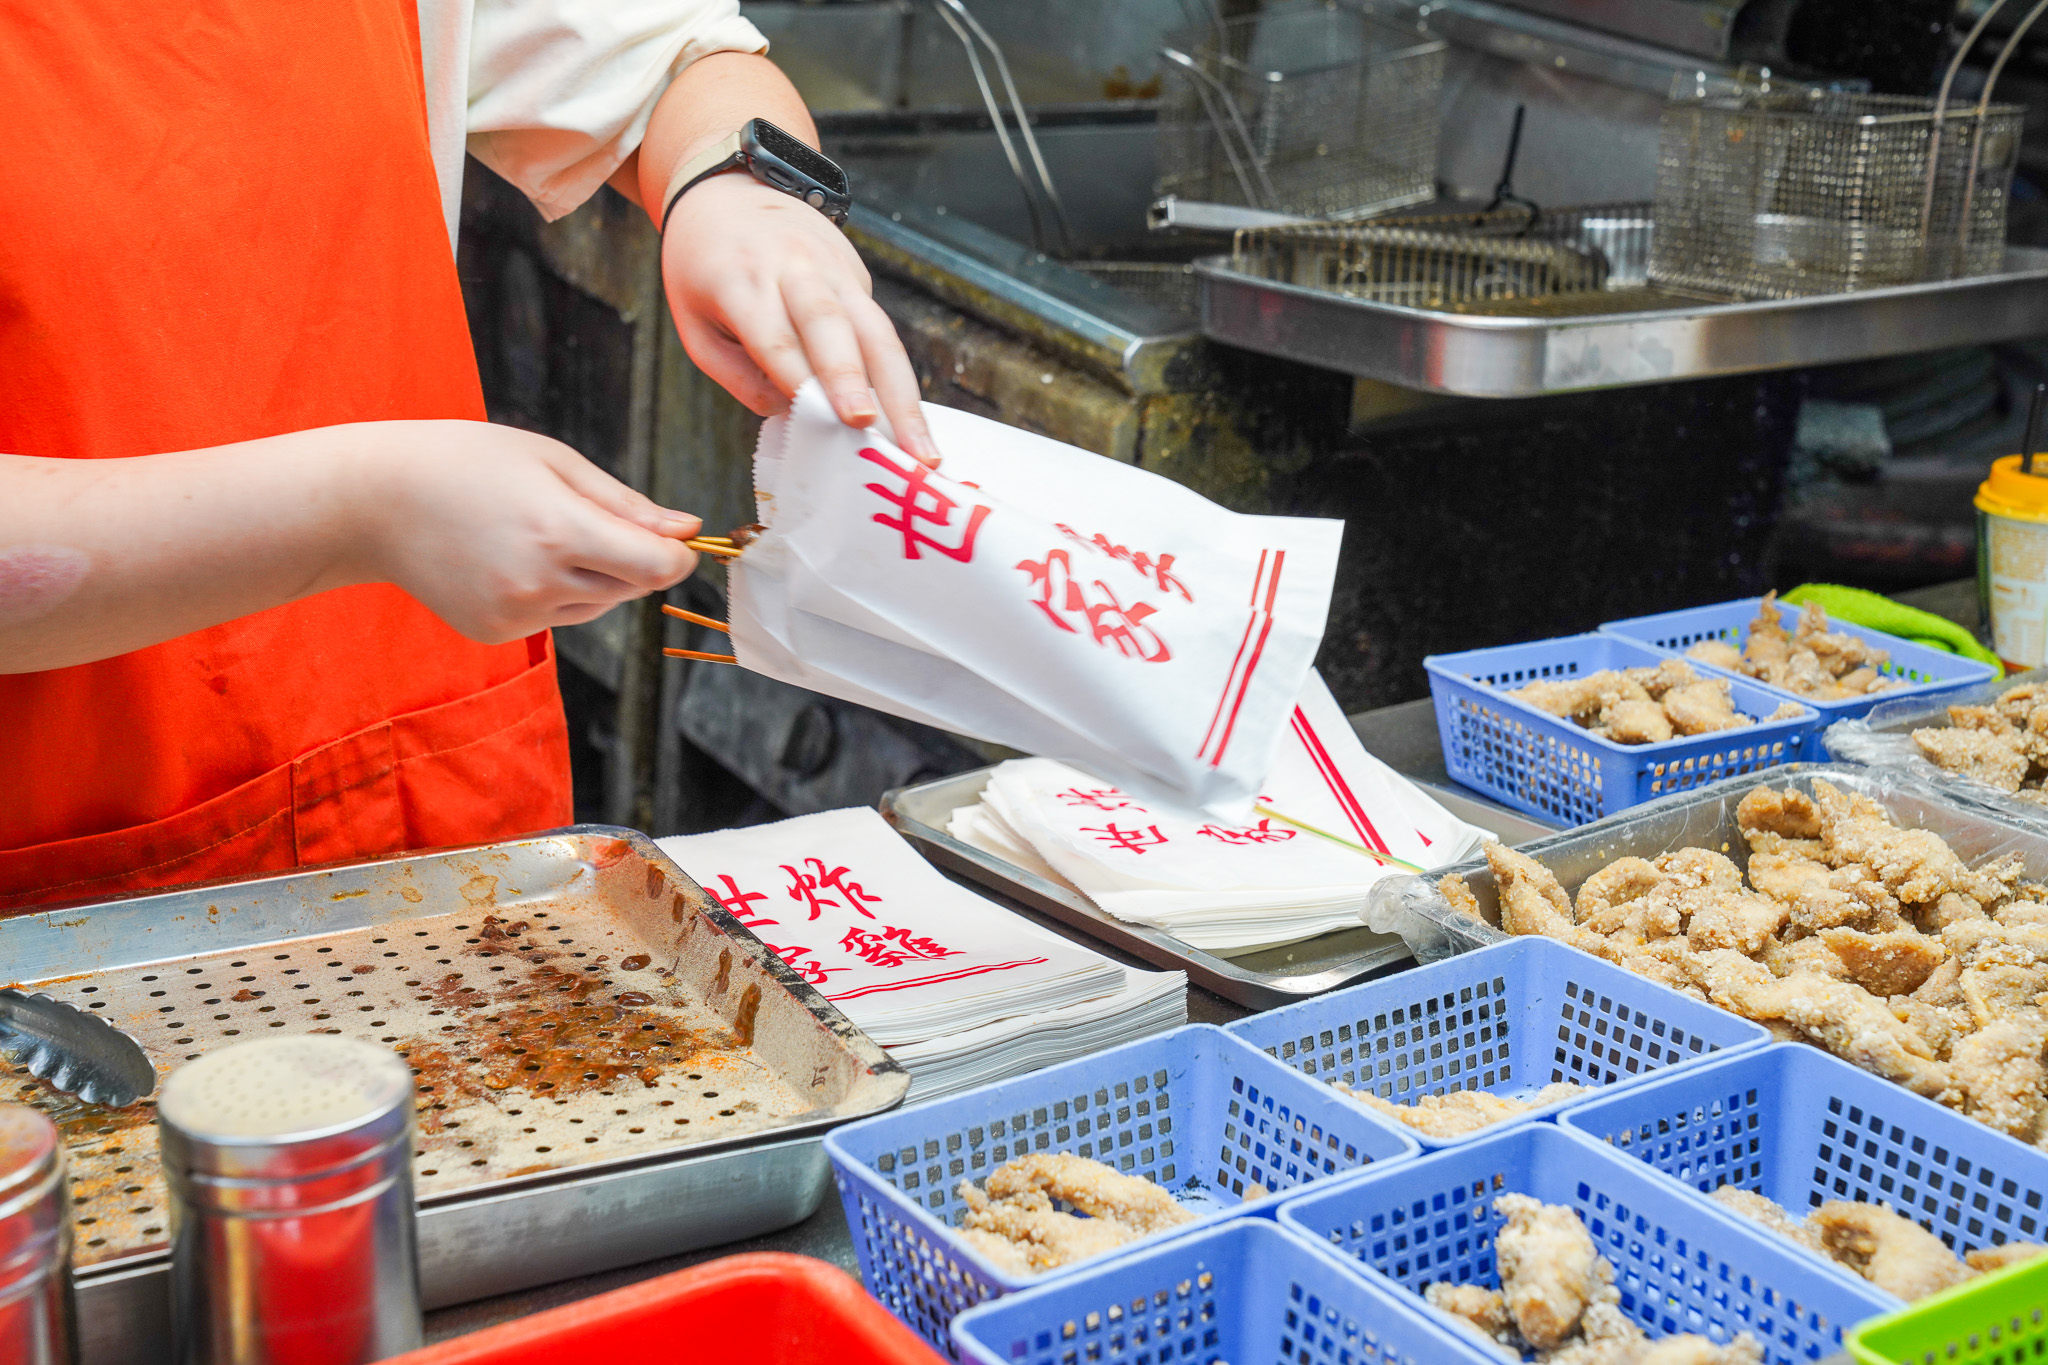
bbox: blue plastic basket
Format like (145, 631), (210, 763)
(823, 1024), (1421, 1358)
(949, 1218), (1496, 1365)
(1601, 598), (1996, 751)
(1425, 632), (1818, 825)
(1227, 937), (1770, 1147)
(1558, 1042), (2048, 1302)
(1278, 1124), (1895, 1364)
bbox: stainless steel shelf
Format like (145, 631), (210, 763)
(1195, 247), (2048, 397)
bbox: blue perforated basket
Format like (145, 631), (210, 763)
(1278, 1124), (1895, 1364)
(1425, 633), (1818, 825)
(949, 1217), (1497, 1365)
(1227, 937), (1770, 1147)
(1558, 1042), (2048, 1303)
(1601, 598), (1996, 752)
(823, 1024), (1421, 1358)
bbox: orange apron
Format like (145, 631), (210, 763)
(0, 0), (574, 910)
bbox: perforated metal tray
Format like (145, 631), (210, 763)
(0, 828), (908, 1365)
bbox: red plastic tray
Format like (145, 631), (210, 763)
(386, 1253), (947, 1365)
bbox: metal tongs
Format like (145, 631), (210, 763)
(1, 987), (156, 1108)
(928, 0), (1074, 256)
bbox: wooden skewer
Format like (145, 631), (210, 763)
(1254, 805), (1426, 874)
(685, 538), (743, 558)
(663, 647), (738, 664)
(693, 535), (735, 545)
(661, 604), (731, 633)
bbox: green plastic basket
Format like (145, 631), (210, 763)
(1847, 1255), (2048, 1365)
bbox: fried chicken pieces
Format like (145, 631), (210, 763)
(1710, 1186), (2043, 1300)
(1687, 592), (1898, 701)
(1338, 1081), (1588, 1138)
(1913, 682), (2048, 800)
(1448, 781), (2048, 1148)
(1510, 661), (1779, 746)
(955, 1153), (1195, 1276)
(1425, 1197), (1761, 1364)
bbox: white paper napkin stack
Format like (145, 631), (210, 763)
(658, 808), (1185, 1101)
(947, 671), (1487, 954)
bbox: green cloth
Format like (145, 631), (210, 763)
(1781, 582), (2004, 671)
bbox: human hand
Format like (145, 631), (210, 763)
(660, 172), (939, 465)
(360, 421), (700, 643)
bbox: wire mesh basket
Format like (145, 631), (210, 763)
(1228, 202), (1655, 313)
(1069, 261), (1200, 318)
(1650, 84), (2024, 300)
(1156, 0), (1445, 221)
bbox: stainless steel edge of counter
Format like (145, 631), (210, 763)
(1196, 247), (2048, 398)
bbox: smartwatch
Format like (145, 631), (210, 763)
(660, 118), (853, 232)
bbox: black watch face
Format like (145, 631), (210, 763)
(750, 120), (848, 197)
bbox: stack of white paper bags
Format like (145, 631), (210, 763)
(658, 809), (1184, 1101)
(948, 672), (1488, 954)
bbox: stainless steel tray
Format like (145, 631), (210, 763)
(1195, 246), (2048, 397)
(881, 767), (1546, 1009)
(1365, 762), (2043, 959)
(1, 828), (907, 1365)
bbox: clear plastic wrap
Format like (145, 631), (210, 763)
(1824, 666), (2048, 834)
(1360, 761), (2048, 961)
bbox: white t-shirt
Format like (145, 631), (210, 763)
(421, 0), (768, 247)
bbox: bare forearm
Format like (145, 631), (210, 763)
(609, 51), (817, 216)
(0, 430), (377, 673)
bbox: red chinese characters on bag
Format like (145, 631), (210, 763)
(782, 857), (883, 921)
(1016, 549), (1172, 663)
(1054, 524), (1194, 602)
(705, 874), (780, 928)
(839, 924), (960, 969)
(1080, 822), (1170, 853)
(859, 447), (992, 562)
(765, 943), (850, 985)
(1196, 819), (1296, 845)
(1056, 786), (1147, 813)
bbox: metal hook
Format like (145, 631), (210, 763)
(930, 0), (1075, 256)
(1921, 0), (2014, 258)
(1159, 45), (1281, 212)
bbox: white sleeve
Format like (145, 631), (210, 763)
(466, 0), (768, 222)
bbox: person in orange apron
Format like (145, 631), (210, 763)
(0, 0), (936, 910)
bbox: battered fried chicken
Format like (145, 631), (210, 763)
(1964, 1242), (2048, 1273)
(1809, 1201), (1976, 1301)
(1575, 858), (1671, 931)
(1813, 780), (1971, 907)
(1512, 663), (1767, 746)
(1425, 1282), (1518, 1357)
(955, 1153), (1194, 1275)
(1686, 950), (1948, 1097)
(1687, 594), (1895, 700)
(1495, 1193), (1606, 1350)
(1815, 927), (1948, 997)
(1632, 1336), (1764, 1365)
(1914, 727), (2029, 792)
(1442, 871), (1485, 923)
(1340, 1082), (1588, 1138)
(1940, 1015), (2048, 1138)
(1736, 786), (1821, 843)
(1487, 843), (1606, 956)
(1710, 1186), (1827, 1255)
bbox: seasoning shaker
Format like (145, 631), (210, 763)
(159, 1036), (421, 1365)
(0, 1105), (74, 1365)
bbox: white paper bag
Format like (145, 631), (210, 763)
(729, 383), (1343, 816)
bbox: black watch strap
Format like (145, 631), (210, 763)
(659, 119), (852, 233)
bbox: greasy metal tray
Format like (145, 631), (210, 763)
(881, 767), (1547, 1009)
(1195, 246), (2048, 397)
(0, 827), (907, 1365)
(1364, 762), (2045, 961)
(1824, 667), (2048, 834)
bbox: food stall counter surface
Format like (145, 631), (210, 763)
(428, 579), (1977, 1342)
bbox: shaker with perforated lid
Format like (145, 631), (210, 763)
(159, 1035), (421, 1365)
(0, 1104), (73, 1365)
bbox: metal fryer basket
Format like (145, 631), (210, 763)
(1650, 85), (2024, 299)
(0, 828), (907, 1365)
(1156, 1), (1444, 220)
